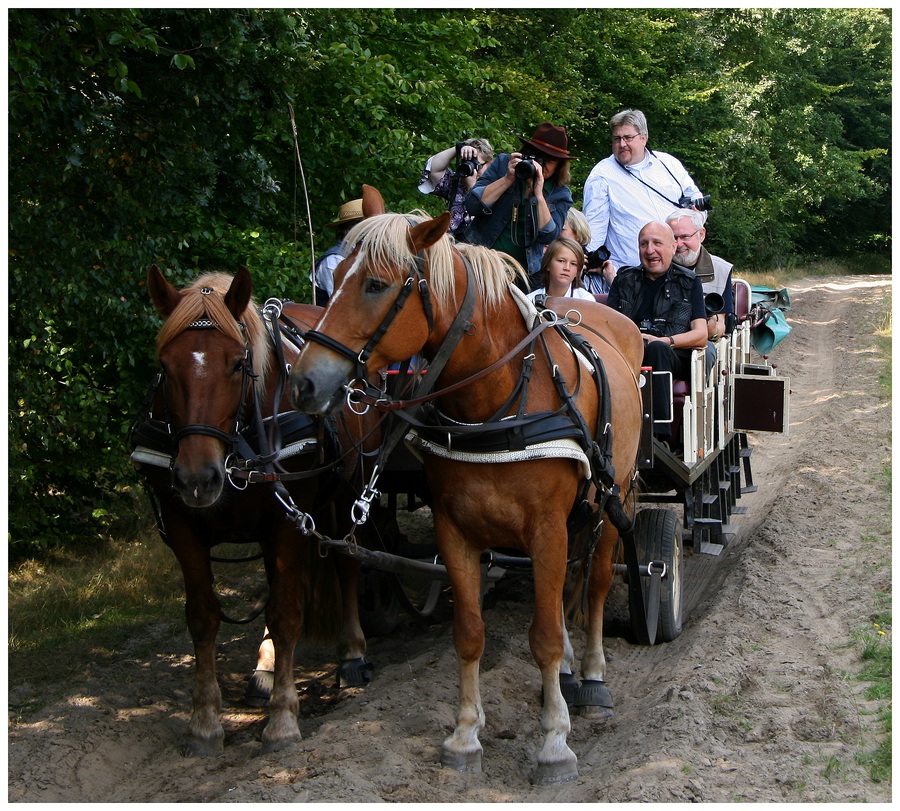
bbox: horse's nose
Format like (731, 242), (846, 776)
(290, 373), (316, 412)
(171, 462), (224, 508)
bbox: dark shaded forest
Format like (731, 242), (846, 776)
(8, 8), (891, 550)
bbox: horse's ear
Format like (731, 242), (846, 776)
(361, 184), (385, 218)
(409, 211), (451, 254)
(225, 266), (253, 319)
(148, 265), (181, 318)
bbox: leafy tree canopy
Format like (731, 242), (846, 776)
(8, 7), (891, 553)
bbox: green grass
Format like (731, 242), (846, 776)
(848, 281), (892, 785)
(8, 527), (188, 687)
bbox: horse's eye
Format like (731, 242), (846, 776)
(233, 360), (244, 375)
(364, 277), (390, 295)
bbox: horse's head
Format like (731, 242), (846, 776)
(148, 265), (267, 508)
(290, 185), (454, 415)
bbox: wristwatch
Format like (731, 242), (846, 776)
(668, 336), (675, 346)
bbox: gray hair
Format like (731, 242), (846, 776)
(465, 137), (494, 163)
(564, 207), (592, 247)
(665, 208), (706, 230)
(610, 108), (648, 136)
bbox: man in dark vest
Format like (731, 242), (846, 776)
(606, 220), (707, 440)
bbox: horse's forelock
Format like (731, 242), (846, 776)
(341, 211), (525, 313)
(155, 272), (270, 393)
(341, 212), (462, 307)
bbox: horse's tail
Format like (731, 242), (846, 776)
(294, 512), (345, 644)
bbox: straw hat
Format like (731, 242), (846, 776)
(326, 199), (364, 228)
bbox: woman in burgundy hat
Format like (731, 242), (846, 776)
(462, 122), (575, 291)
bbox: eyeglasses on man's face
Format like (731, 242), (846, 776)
(612, 132), (642, 144)
(673, 228), (701, 243)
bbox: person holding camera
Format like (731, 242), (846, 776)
(418, 138), (494, 237)
(463, 123), (575, 291)
(561, 207), (616, 296)
(606, 221), (708, 443)
(665, 208), (735, 340)
(583, 108), (707, 272)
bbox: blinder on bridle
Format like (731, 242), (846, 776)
(303, 250), (434, 384)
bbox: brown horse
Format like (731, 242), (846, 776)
(132, 265), (374, 756)
(288, 186), (644, 783)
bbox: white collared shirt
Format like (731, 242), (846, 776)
(583, 149), (702, 268)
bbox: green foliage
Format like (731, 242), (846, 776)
(8, 8), (892, 553)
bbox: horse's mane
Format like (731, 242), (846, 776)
(343, 211), (528, 310)
(155, 272), (271, 394)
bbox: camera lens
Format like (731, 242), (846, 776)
(515, 159), (536, 180)
(457, 159), (477, 178)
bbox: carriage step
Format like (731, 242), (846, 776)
(699, 542), (725, 556)
(718, 480), (731, 492)
(693, 517), (722, 526)
(639, 493), (681, 504)
(741, 485), (759, 494)
(732, 506), (749, 514)
(739, 447), (753, 458)
(702, 493), (718, 505)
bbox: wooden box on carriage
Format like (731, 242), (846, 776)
(730, 372), (790, 435)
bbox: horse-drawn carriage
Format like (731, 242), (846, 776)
(129, 185), (790, 782)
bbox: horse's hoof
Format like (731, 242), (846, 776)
(244, 669), (274, 708)
(260, 733), (302, 756)
(440, 747), (483, 773)
(533, 756), (579, 785)
(180, 736), (224, 758)
(560, 672), (579, 705)
(337, 657), (374, 689)
(572, 679), (614, 719)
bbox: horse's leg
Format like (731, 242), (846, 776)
(244, 628), (275, 707)
(575, 520), (618, 719)
(437, 518), (486, 773)
(529, 534), (579, 784)
(558, 607), (579, 705)
(168, 533), (225, 756)
(259, 531), (304, 754)
(335, 555), (372, 688)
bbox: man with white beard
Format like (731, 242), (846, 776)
(665, 208), (735, 340)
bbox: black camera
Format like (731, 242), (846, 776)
(678, 194), (712, 212)
(639, 319), (666, 338)
(515, 152), (546, 181)
(586, 245), (611, 269)
(455, 141), (480, 178)
(457, 158), (480, 178)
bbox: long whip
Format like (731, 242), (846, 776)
(288, 103), (316, 302)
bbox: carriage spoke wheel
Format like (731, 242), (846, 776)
(629, 508), (683, 644)
(360, 501), (445, 630)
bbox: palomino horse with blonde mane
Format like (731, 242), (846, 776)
(131, 265), (376, 756)
(289, 186), (644, 783)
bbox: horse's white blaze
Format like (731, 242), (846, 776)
(326, 254), (364, 309)
(191, 351), (208, 376)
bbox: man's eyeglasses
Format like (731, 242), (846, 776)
(612, 133), (641, 144)
(673, 229), (701, 243)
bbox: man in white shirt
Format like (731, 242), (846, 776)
(583, 109), (706, 270)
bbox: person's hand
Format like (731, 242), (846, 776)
(601, 259), (616, 286)
(532, 159), (546, 194)
(506, 151), (523, 181)
(458, 144), (478, 161)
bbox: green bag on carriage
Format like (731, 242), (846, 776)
(749, 286), (792, 354)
